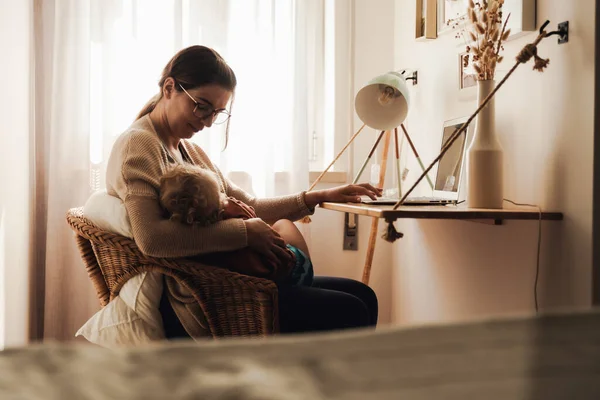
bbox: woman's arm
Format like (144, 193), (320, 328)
(125, 194), (248, 258)
(224, 179), (314, 224)
(225, 178), (381, 224)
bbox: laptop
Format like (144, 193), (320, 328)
(362, 116), (472, 206)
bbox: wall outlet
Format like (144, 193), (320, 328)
(343, 213), (358, 251)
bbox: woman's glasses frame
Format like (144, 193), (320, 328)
(178, 83), (231, 125)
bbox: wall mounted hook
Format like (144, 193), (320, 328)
(546, 21), (569, 44)
(401, 70), (418, 86)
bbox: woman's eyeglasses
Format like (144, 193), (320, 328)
(178, 83), (231, 125)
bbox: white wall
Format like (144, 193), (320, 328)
(312, 0), (594, 327)
(391, 0), (594, 324)
(0, 0), (33, 347)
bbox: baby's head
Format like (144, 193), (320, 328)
(159, 164), (225, 225)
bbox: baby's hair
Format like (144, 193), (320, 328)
(159, 164), (224, 225)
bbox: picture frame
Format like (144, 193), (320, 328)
(458, 51), (476, 91)
(416, 0), (437, 40)
(502, 0), (536, 40)
(437, 0), (469, 36)
(437, 0), (536, 40)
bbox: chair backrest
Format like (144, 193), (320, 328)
(74, 233), (111, 306)
(67, 208), (111, 306)
(66, 207), (145, 306)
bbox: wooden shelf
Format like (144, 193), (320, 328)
(320, 202), (564, 225)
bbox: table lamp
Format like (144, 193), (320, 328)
(309, 70), (433, 196)
(355, 71), (410, 131)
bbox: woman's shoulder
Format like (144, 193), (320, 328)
(113, 116), (163, 154)
(106, 116), (167, 199)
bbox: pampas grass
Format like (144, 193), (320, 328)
(447, 0), (511, 81)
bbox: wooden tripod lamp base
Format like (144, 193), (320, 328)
(308, 123), (433, 285)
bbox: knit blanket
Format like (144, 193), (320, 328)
(2, 309), (600, 399)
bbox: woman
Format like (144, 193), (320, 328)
(105, 45), (380, 336)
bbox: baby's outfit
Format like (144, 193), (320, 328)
(286, 245), (313, 286)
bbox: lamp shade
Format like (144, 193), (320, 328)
(355, 71), (410, 131)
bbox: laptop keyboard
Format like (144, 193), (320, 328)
(359, 195), (454, 205)
(404, 196), (449, 202)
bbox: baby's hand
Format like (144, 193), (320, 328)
(222, 197), (257, 219)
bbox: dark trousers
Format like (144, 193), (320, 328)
(160, 276), (378, 338)
(278, 276), (378, 333)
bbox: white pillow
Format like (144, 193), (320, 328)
(79, 190), (166, 347)
(119, 271), (164, 332)
(83, 189), (133, 238)
(75, 291), (164, 347)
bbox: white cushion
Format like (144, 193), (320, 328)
(83, 190), (133, 238)
(78, 190), (166, 347)
(75, 293), (164, 347)
(119, 271), (164, 332)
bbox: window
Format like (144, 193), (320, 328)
(309, 0), (352, 173)
(88, 0), (351, 195)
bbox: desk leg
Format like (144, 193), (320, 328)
(362, 217), (380, 284)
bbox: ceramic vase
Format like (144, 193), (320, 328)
(466, 79), (504, 209)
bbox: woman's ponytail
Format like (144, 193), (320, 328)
(135, 93), (162, 120)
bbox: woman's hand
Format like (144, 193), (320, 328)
(244, 218), (292, 268)
(304, 183), (383, 207)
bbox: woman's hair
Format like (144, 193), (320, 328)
(137, 45), (237, 148)
(159, 164), (225, 225)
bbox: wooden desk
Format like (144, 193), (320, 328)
(320, 202), (564, 284)
(320, 202), (564, 225)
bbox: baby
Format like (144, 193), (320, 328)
(159, 164), (313, 286)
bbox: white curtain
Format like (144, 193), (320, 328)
(33, 0), (100, 341)
(84, 0), (323, 198)
(21, 0), (323, 341)
(0, 0), (33, 348)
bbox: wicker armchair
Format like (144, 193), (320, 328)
(66, 207), (279, 337)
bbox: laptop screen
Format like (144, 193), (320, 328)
(434, 122), (467, 193)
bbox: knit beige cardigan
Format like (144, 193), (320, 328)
(105, 115), (314, 336)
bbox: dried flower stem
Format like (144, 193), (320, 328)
(495, 12), (511, 59)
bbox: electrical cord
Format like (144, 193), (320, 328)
(454, 198), (541, 312)
(440, 198), (541, 313)
(503, 198), (542, 313)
